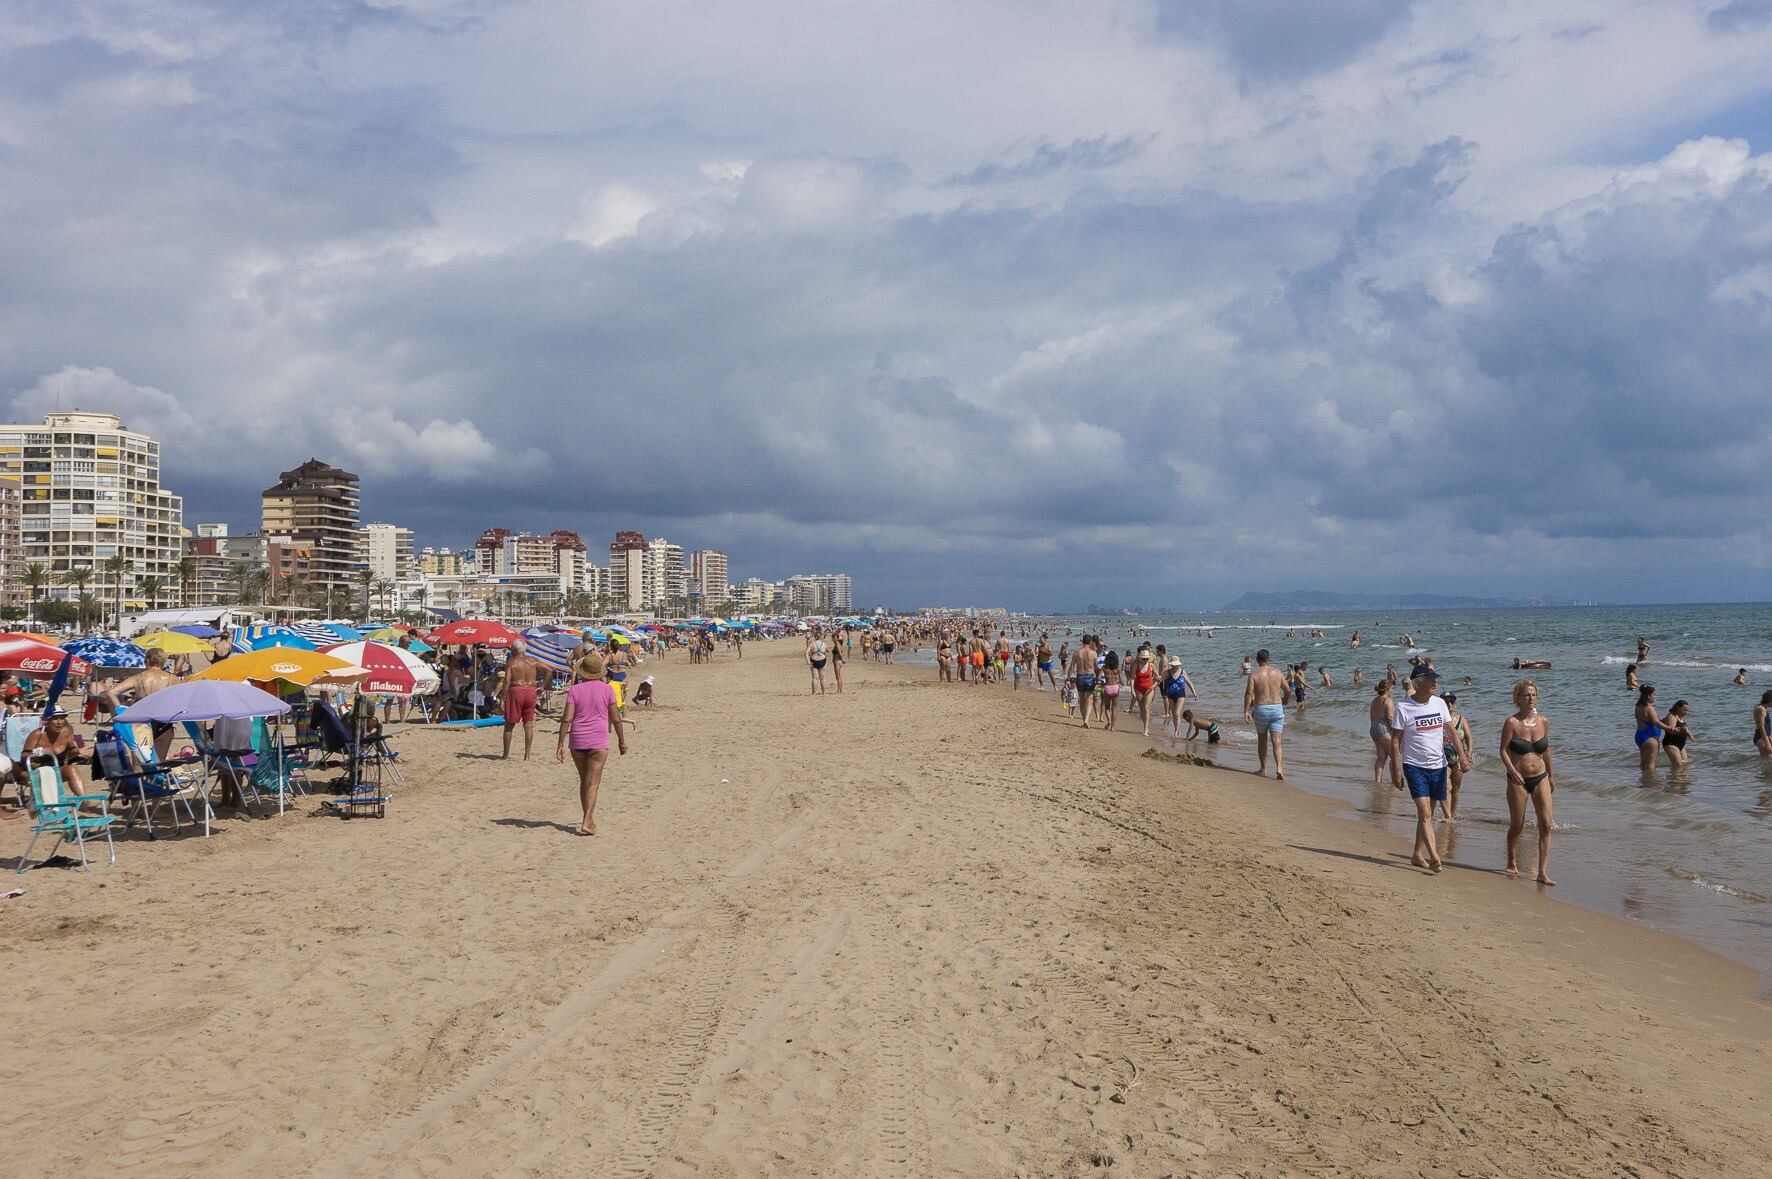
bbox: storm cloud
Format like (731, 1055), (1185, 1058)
(3, 1), (1772, 609)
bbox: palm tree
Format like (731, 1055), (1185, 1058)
(101, 553), (129, 631)
(355, 568), (375, 617)
(57, 567), (94, 631)
(176, 555), (199, 605)
(77, 592), (101, 633)
(138, 574), (170, 610)
(230, 560), (256, 606)
(22, 562), (49, 627)
(372, 579), (395, 617)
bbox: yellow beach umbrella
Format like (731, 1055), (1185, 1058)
(133, 630), (214, 655)
(188, 645), (358, 687)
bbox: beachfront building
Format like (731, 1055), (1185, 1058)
(581, 561), (610, 604)
(738, 578), (785, 612)
(261, 458), (359, 602)
(0, 475), (20, 607)
(785, 573), (853, 613)
(475, 527), (588, 592)
(690, 549), (728, 607)
(361, 522), (415, 584)
(185, 523), (317, 607)
(419, 546), (470, 576)
(643, 538), (685, 612)
(610, 531), (646, 612)
(0, 410), (185, 613)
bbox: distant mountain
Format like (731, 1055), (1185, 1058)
(1219, 590), (1583, 613)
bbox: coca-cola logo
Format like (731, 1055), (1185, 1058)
(19, 657), (58, 673)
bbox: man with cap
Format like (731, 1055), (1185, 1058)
(1389, 664), (1465, 872)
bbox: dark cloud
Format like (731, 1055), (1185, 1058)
(1151, 0), (1416, 82)
(948, 135), (1149, 186)
(1707, 0), (1772, 34)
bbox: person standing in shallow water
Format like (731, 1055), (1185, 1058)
(1754, 691), (1772, 758)
(1388, 665), (1460, 873)
(1498, 679), (1555, 885)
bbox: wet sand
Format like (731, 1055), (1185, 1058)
(3, 640), (1769, 1177)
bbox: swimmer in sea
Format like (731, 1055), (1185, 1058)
(1624, 663), (1639, 690)
(1637, 635), (1649, 663)
(1733, 668), (1748, 686)
(1634, 684), (1665, 772)
(1498, 679), (1555, 884)
(1318, 665), (1332, 688)
(1351, 630), (1362, 650)
(1661, 699), (1693, 770)
(1352, 667), (1364, 686)
(1368, 681), (1395, 785)
(1754, 691), (1772, 758)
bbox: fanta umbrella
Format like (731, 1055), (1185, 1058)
(429, 619), (519, 648)
(320, 641), (437, 696)
(0, 636), (90, 678)
(188, 645), (358, 687)
(133, 630), (214, 655)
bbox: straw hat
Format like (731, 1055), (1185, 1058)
(1166, 655), (1181, 668)
(576, 653), (606, 680)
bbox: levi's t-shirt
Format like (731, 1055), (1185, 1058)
(1391, 695), (1451, 769)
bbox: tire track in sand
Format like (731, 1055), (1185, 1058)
(851, 907), (930, 1179)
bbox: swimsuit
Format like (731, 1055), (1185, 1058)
(1507, 733), (1550, 793)
(1251, 703), (1285, 733)
(1133, 667), (1155, 693)
(1369, 718), (1390, 742)
(503, 683), (538, 725)
(1202, 723), (1220, 745)
(1074, 674), (1096, 692)
(1662, 726), (1688, 750)
(1634, 721), (1662, 747)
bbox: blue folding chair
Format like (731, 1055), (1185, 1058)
(16, 752), (116, 873)
(96, 724), (204, 839)
(313, 702), (389, 819)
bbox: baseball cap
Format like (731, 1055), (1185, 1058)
(1441, 692), (1457, 703)
(1409, 665), (1439, 680)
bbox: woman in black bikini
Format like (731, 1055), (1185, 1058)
(1661, 699), (1693, 770)
(1498, 678), (1555, 885)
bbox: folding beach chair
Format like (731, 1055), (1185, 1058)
(312, 701), (389, 819)
(16, 752), (117, 873)
(247, 716), (309, 814)
(94, 724), (203, 839)
(3, 712), (41, 807)
(179, 718), (266, 824)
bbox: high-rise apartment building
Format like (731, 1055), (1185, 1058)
(420, 547), (468, 576)
(643, 537), (686, 612)
(261, 458), (360, 597)
(610, 531), (646, 611)
(785, 573), (853, 613)
(0, 476), (20, 606)
(0, 411), (184, 608)
(690, 550), (728, 606)
(361, 522), (414, 583)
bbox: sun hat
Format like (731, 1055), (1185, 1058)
(576, 653), (606, 680)
(1166, 656), (1181, 668)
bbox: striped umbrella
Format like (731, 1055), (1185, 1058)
(524, 632), (576, 673)
(293, 621), (360, 646)
(233, 624), (316, 652)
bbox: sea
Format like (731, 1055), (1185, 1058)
(907, 604), (1772, 998)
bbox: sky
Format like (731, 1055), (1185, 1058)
(3, 1), (1772, 611)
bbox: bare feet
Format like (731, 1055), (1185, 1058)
(1505, 863), (1520, 878)
(1275, 770), (1285, 780)
(576, 823), (597, 836)
(1537, 874), (1556, 886)
(1411, 855), (1429, 869)
(1429, 858), (1443, 873)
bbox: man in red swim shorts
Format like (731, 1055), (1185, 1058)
(498, 640), (543, 760)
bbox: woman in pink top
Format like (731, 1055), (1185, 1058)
(556, 654), (627, 836)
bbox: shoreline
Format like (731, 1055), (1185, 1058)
(5, 639), (1770, 1175)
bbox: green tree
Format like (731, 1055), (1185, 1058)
(22, 562), (49, 628)
(101, 553), (129, 631)
(57, 567), (94, 631)
(138, 574), (170, 610)
(176, 555), (199, 604)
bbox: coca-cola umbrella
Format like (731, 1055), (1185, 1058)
(427, 619), (519, 649)
(320, 641), (438, 697)
(0, 636), (91, 678)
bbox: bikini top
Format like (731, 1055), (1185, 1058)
(1507, 734), (1549, 755)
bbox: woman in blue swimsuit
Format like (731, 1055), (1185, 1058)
(1633, 684), (1664, 772)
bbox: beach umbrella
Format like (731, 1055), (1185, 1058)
(189, 646), (359, 687)
(320, 641), (438, 696)
(117, 680), (291, 723)
(40, 651), (76, 720)
(293, 621), (361, 646)
(170, 624), (222, 639)
(233, 624), (317, 652)
(429, 619), (519, 648)
(523, 632), (576, 673)
(59, 636), (139, 669)
(10, 631), (62, 644)
(134, 631), (214, 655)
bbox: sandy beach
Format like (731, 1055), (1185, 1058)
(5, 639), (1771, 1178)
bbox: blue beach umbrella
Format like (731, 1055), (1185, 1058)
(63, 636), (147, 669)
(171, 624), (222, 639)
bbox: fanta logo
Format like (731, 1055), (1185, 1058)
(272, 662), (301, 674)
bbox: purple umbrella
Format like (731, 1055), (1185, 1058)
(116, 680), (292, 723)
(171, 624), (222, 639)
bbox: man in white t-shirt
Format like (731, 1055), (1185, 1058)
(1389, 665), (1464, 872)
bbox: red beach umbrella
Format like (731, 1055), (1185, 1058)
(427, 619), (520, 649)
(0, 636), (90, 678)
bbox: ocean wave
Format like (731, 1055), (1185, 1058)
(1666, 868), (1769, 903)
(1601, 656), (1772, 672)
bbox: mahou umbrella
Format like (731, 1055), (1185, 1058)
(0, 636), (91, 678)
(320, 641), (438, 696)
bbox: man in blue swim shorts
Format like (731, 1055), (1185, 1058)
(1241, 648), (1290, 779)
(1068, 636), (1100, 728)
(1389, 665), (1464, 873)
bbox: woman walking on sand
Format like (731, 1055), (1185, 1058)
(557, 654), (626, 836)
(1130, 646), (1159, 736)
(1499, 679), (1555, 884)
(1368, 681), (1396, 785)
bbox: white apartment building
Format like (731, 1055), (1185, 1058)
(643, 537), (686, 611)
(784, 573), (853, 613)
(610, 531), (646, 611)
(690, 549), (728, 606)
(0, 411), (184, 607)
(361, 522), (415, 583)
